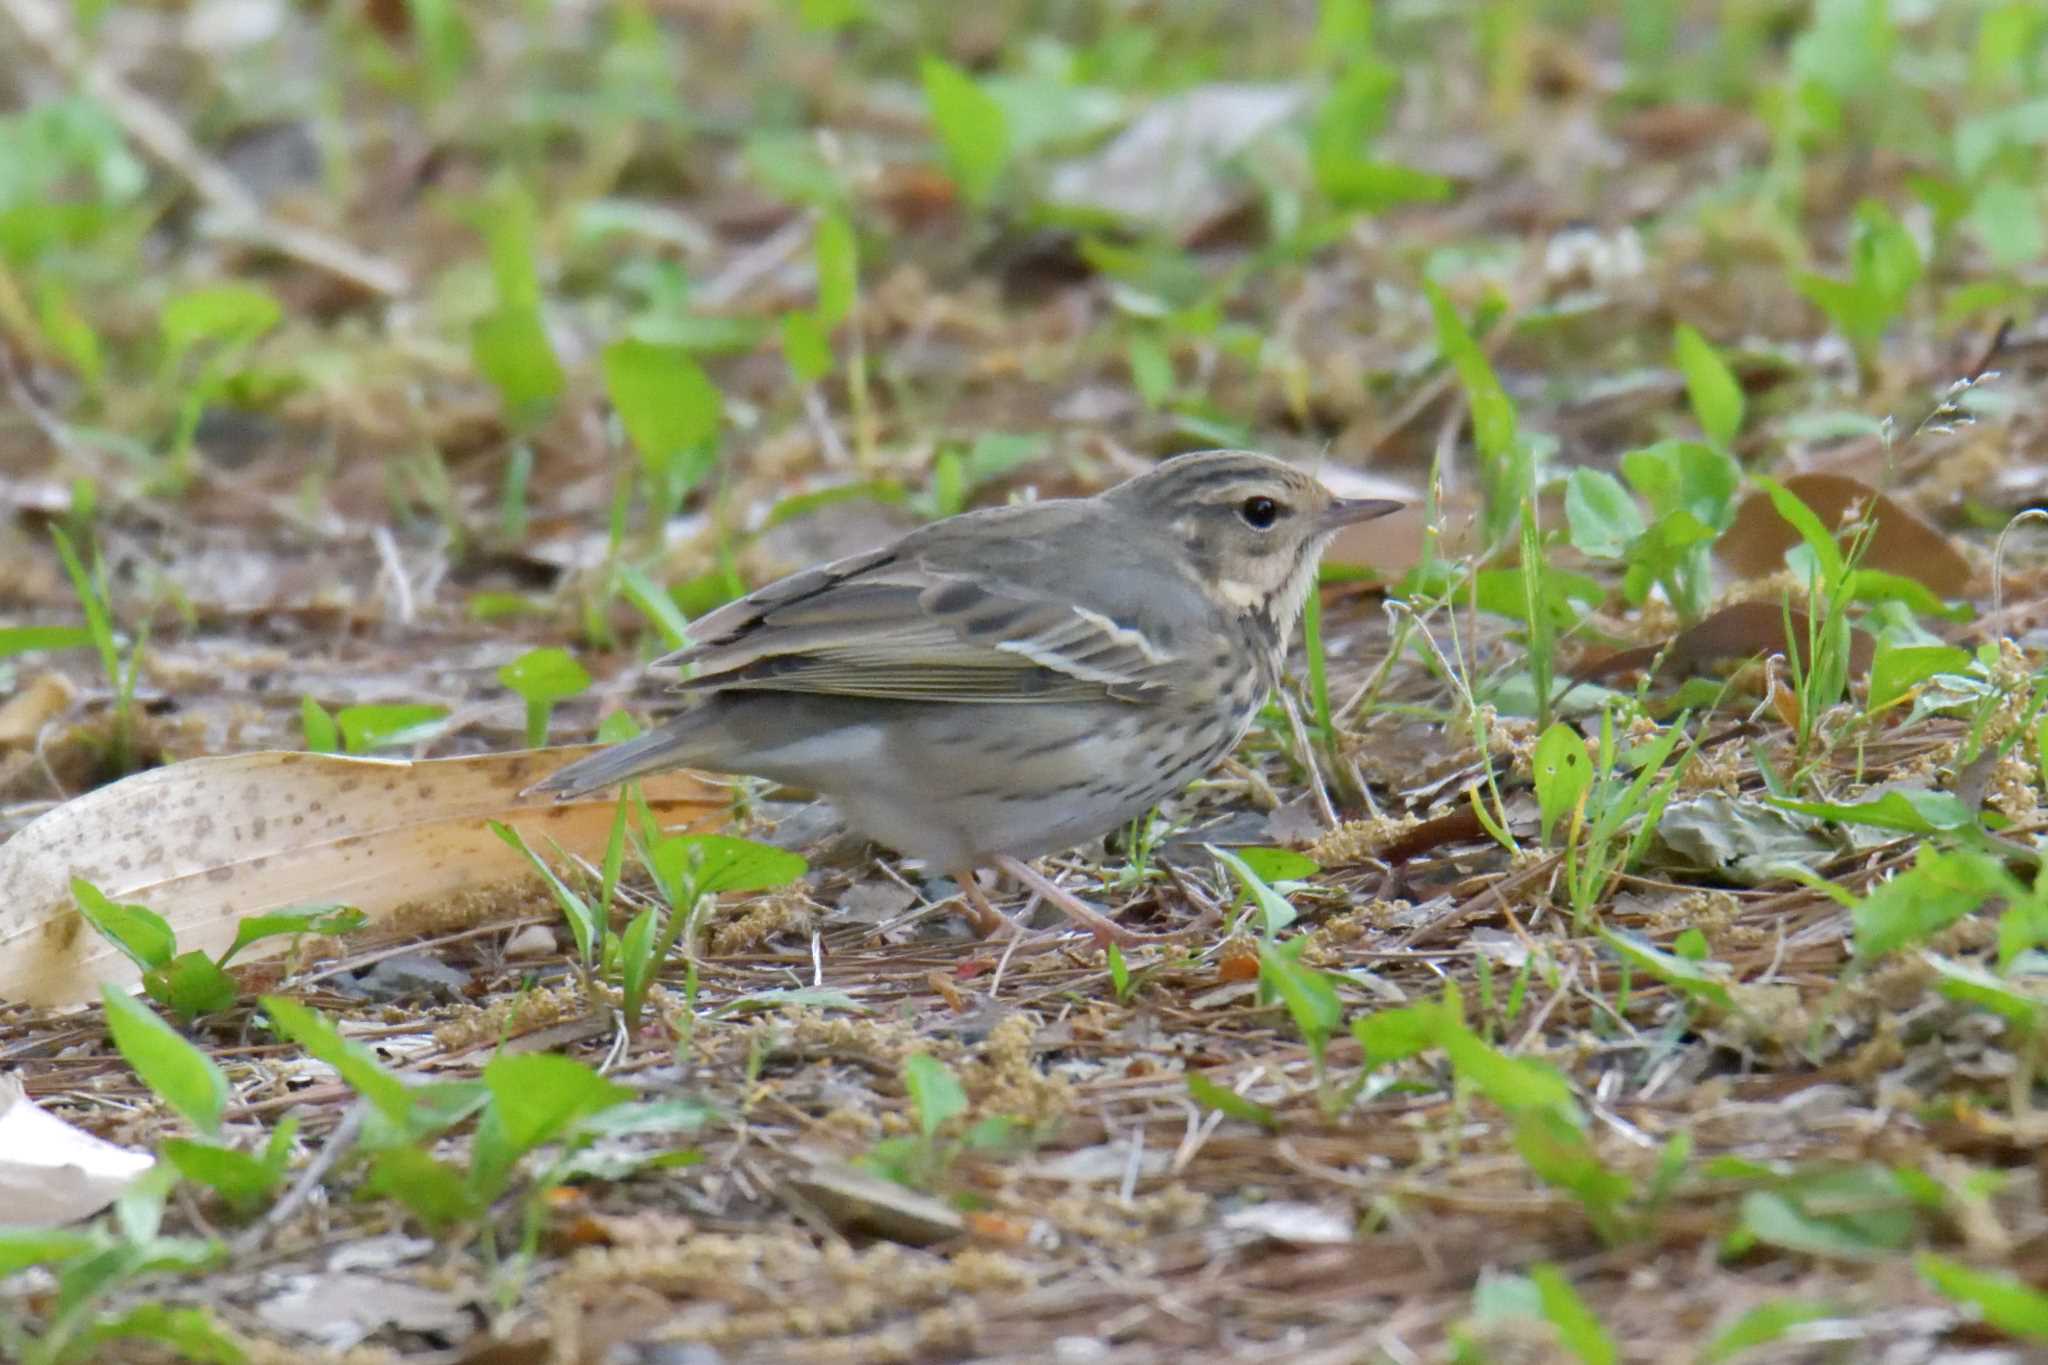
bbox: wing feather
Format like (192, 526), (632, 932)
(656, 540), (1182, 705)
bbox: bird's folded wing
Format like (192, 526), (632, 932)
(656, 550), (1178, 704)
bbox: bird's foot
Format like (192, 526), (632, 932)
(992, 856), (1192, 949)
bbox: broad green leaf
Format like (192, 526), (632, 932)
(72, 878), (175, 972)
(1443, 1027), (1577, 1117)
(1257, 940), (1344, 1063)
(1185, 1071), (1277, 1129)
(920, 56), (1009, 207)
(261, 995), (413, 1126)
(1531, 1262), (1616, 1365)
(1672, 323), (1744, 448)
(903, 1052), (967, 1138)
(1928, 954), (2048, 1033)
(161, 283), (282, 360)
(472, 304), (563, 414)
(1210, 845), (1298, 936)
(221, 906), (368, 967)
(142, 950), (238, 1023)
(300, 695), (339, 752)
(647, 833), (808, 902)
(101, 986), (227, 1137)
(498, 647), (590, 705)
(813, 212), (857, 324)
(364, 1146), (480, 1230)
(335, 702), (449, 754)
(1597, 927), (1734, 1010)
(1846, 847), (2016, 961)
(602, 339), (722, 484)
(1772, 787), (1976, 835)
(1868, 644), (1973, 713)
(479, 1052), (631, 1164)
(1533, 723), (1592, 845)
(781, 309), (833, 384)
(1564, 469), (1644, 560)
(1699, 1299), (1838, 1363)
(161, 1137), (284, 1213)
(1919, 1252), (2048, 1343)
(1231, 847), (1321, 883)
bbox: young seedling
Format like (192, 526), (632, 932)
(498, 647), (591, 748)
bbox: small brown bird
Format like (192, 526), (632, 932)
(535, 450), (1399, 941)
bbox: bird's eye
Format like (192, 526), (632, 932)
(1239, 496), (1280, 529)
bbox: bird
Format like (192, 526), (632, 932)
(531, 449), (1400, 943)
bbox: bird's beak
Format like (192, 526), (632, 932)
(1319, 498), (1404, 531)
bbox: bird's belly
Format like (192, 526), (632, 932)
(706, 694), (1250, 870)
(848, 701), (1242, 867)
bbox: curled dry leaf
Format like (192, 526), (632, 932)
(1582, 601), (1875, 684)
(0, 748), (723, 1008)
(1716, 472), (1974, 596)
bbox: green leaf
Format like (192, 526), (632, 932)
(1423, 281), (1515, 464)
(1597, 927), (1734, 1010)
(472, 304), (564, 414)
(1231, 847), (1321, 883)
(72, 878), (175, 972)
(617, 906), (659, 1023)
(1530, 1262), (1616, 1365)
(261, 995), (414, 1126)
(647, 833), (808, 901)
(1966, 177), (2046, 271)
(613, 562), (691, 650)
(1846, 847), (2016, 962)
(1928, 954), (2048, 1033)
(1771, 787), (1977, 835)
(1868, 644), (1974, 713)
(1738, 1170), (1915, 1262)
(781, 309), (833, 384)
(1185, 1071), (1277, 1129)
(602, 339), (722, 485)
(161, 1137), (285, 1214)
(920, 56), (1010, 207)
(476, 1052), (631, 1188)
(161, 283), (282, 361)
(220, 906), (367, 967)
(335, 702), (449, 754)
(1209, 845), (1298, 936)
(1672, 323), (1745, 448)
(1352, 995), (1458, 1067)
(1443, 1027), (1577, 1117)
(499, 647), (590, 704)
(813, 211), (858, 325)
(490, 821), (599, 965)
(72, 1302), (245, 1365)
(300, 695), (339, 752)
(1750, 475), (1845, 582)
(0, 624), (94, 656)
(1619, 440), (1740, 528)
(0, 1227), (100, 1277)
(364, 1146), (481, 1230)
(903, 1052), (967, 1139)
(1699, 1299), (1837, 1363)
(142, 950), (238, 1023)
(101, 986), (227, 1137)
(1257, 940), (1344, 1064)
(1532, 723), (1593, 846)
(1563, 469), (1645, 560)
(1919, 1252), (2048, 1343)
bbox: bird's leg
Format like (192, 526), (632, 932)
(992, 855), (1187, 947)
(953, 869), (1023, 938)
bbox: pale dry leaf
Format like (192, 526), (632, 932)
(0, 748), (723, 1008)
(0, 1072), (154, 1224)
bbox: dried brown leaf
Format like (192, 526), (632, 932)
(0, 748), (723, 1008)
(1716, 472), (1973, 596)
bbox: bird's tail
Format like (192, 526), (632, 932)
(525, 714), (718, 800)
